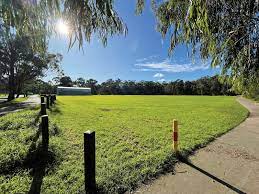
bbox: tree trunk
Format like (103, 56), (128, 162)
(16, 85), (21, 98)
(16, 81), (24, 98)
(8, 62), (15, 101)
(8, 93), (15, 101)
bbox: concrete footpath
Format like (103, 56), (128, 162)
(134, 97), (259, 194)
(0, 95), (40, 116)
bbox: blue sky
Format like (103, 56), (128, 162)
(47, 0), (219, 83)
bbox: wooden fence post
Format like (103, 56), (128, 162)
(50, 95), (53, 106)
(41, 96), (45, 103)
(52, 95), (55, 104)
(173, 119), (179, 152)
(41, 115), (49, 152)
(84, 131), (96, 193)
(46, 95), (50, 109)
(41, 103), (47, 115)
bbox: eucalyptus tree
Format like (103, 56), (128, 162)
(0, 35), (62, 100)
(23, 79), (56, 95)
(58, 76), (73, 87)
(85, 79), (98, 94)
(75, 77), (86, 87)
(137, 0), (259, 94)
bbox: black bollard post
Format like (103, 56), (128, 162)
(84, 131), (96, 193)
(41, 103), (47, 115)
(50, 95), (53, 106)
(51, 95), (55, 104)
(41, 115), (49, 152)
(41, 96), (45, 103)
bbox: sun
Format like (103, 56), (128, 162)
(56, 19), (70, 35)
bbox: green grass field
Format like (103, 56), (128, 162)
(0, 96), (248, 193)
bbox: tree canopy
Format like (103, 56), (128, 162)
(137, 0), (259, 95)
(0, 0), (127, 51)
(57, 76), (73, 87)
(0, 35), (62, 100)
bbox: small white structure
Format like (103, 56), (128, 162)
(57, 86), (91, 95)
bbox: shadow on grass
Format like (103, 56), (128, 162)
(0, 133), (58, 175)
(27, 113), (61, 193)
(0, 122), (60, 194)
(28, 156), (46, 194)
(27, 148), (57, 194)
(48, 102), (63, 115)
(177, 154), (246, 194)
(0, 107), (61, 193)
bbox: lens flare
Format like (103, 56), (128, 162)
(56, 19), (69, 35)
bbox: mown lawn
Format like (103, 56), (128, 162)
(0, 96), (248, 193)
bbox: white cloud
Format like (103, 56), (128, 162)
(134, 58), (210, 73)
(153, 73), (164, 78)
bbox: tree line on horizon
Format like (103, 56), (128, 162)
(23, 75), (235, 96)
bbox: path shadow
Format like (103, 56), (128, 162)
(178, 154), (246, 194)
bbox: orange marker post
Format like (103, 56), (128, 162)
(173, 119), (178, 152)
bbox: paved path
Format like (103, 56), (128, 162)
(0, 95), (40, 116)
(134, 97), (259, 194)
(0, 96), (8, 103)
